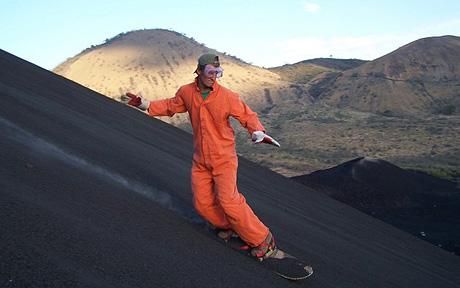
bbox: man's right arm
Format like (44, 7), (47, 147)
(121, 89), (187, 117)
(147, 93), (187, 117)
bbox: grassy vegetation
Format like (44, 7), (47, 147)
(268, 58), (367, 84)
(402, 165), (460, 185)
(269, 64), (333, 84)
(231, 105), (460, 182)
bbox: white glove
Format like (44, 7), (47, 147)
(251, 131), (280, 147)
(120, 92), (150, 111)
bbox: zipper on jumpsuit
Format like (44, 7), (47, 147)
(198, 89), (210, 169)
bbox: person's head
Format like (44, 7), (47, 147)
(195, 53), (224, 89)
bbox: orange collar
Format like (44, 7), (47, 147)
(194, 77), (219, 92)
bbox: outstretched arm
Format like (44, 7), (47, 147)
(121, 90), (187, 117)
(228, 92), (264, 133)
(229, 93), (280, 147)
(147, 94), (187, 117)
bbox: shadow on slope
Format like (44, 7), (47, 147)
(1, 49), (460, 288)
(292, 157), (460, 255)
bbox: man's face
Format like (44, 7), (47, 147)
(198, 64), (223, 89)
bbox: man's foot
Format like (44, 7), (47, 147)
(250, 231), (276, 260)
(216, 229), (238, 241)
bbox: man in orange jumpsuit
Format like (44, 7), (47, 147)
(122, 53), (280, 259)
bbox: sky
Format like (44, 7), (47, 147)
(1, 0), (460, 70)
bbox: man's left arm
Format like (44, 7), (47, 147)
(229, 93), (280, 147)
(228, 93), (264, 133)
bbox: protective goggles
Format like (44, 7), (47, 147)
(203, 65), (224, 78)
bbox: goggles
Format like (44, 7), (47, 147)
(203, 65), (224, 78)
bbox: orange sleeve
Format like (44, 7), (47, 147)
(147, 88), (187, 117)
(228, 92), (265, 134)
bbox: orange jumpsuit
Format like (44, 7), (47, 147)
(148, 78), (269, 247)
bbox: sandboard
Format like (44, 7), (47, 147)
(219, 233), (313, 281)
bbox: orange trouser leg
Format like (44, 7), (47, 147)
(191, 162), (232, 230)
(191, 160), (269, 247)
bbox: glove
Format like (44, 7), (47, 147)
(252, 131), (280, 147)
(120, 92), (150, 111)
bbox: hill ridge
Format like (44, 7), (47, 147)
(52, 31), (460, 184)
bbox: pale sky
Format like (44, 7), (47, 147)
(1, 0), (459, 69)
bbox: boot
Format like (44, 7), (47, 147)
(250, 231), (276, 259)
